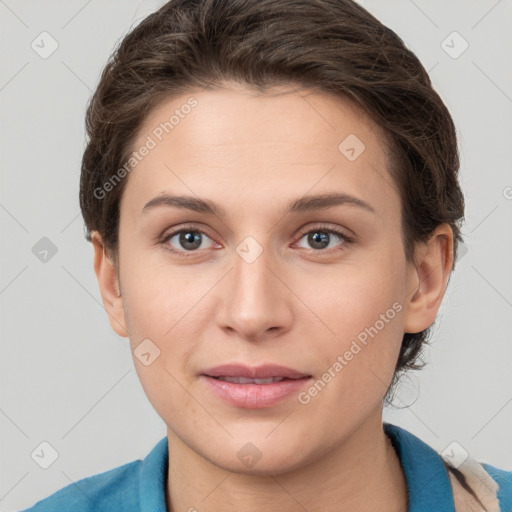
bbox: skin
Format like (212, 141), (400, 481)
(91, 83), (453, 511)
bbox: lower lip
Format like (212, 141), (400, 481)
(202, 375), (311, 408)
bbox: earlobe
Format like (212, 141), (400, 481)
(403, 224), (454, 334)
(91, 231), (129, 338)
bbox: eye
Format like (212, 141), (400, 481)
(159, 223), (354, 257)
(161, 225), (217, 256)
(295, 224), (353, 252)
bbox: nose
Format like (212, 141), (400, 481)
(216, 243), (294, 342)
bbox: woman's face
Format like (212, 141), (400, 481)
(105, 84), (425, 473)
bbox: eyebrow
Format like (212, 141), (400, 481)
(141, 192), (376, 218)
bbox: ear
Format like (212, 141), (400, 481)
(403, 223), (454, 334)
(91, 231), (129, 338)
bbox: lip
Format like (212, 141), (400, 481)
(201, 364), (312, 408)
(203, 363), (310, 380)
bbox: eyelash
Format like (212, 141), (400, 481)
(159, 223), (355, 258)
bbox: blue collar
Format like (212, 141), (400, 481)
(138, 436), (168, 512)
(139, 424), (455, 511)
(384, 423), (455, 511)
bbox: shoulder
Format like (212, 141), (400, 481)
(20, 437), (169, 512)
(384, 423), (512, 512)
(481, 463), (512, 511)
(439, 442), (512, 512)
(20, 459), (142, 512)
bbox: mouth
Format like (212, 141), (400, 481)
(211, 376), (295, 384)
(202, 363), (310, 380)
(200, 364), (312, 408)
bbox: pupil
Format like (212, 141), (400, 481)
(309, 231), (329, 249)
(180, 231), (201, 250)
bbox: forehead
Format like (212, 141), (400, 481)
(121, 84), (399, 220)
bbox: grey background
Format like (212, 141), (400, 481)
(1, 0), (511, 510)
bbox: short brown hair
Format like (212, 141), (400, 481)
(79, 0), (465, 394)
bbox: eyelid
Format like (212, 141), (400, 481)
(292, 223), (355, 254)
(159, 224), (218, 247)
(294, 222), (355, 242)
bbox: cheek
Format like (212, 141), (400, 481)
(121, 260), (205, 420)
(302, 260), (404, 342)
(121, 253), (211, 337)
(297, 300), (404, 426)
(296, 259), (405, 402)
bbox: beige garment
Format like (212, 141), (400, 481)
(444, 456), (501, 512)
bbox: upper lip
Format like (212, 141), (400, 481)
(202, 364), (310, 379)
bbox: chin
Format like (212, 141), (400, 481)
(197, 433), (320, 477)
(217, 451), (311, 477)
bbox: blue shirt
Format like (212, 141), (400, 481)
(21, 423), (512, 512)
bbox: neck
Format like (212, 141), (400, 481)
(166, 407), (407, 512)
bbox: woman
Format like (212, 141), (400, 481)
(22, 0), (511, 510)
